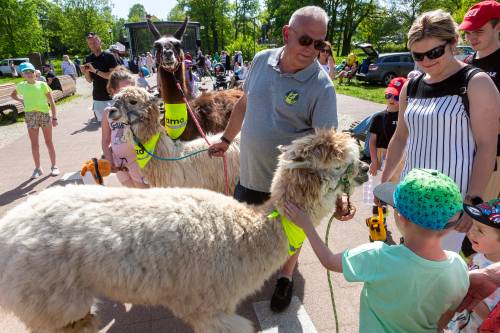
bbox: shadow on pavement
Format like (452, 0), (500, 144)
(71, 118), (100, 135)
(0, 175), (50, 207)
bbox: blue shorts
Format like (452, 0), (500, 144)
(93, 100), (113, 122)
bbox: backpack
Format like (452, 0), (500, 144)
(406, 65), (482, 116)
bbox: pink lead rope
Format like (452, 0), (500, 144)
(175, 82), (230, 196)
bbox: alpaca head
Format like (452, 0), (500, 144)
(106, 86), (161, 139)
(147, 16), (188, 72)
(270, 129), (369, 225)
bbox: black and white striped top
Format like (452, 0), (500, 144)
(402, 66), (479, 195)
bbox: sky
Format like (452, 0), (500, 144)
(111, 0), (178, 19)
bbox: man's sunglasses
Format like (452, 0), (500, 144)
(320, 49), (331, 54)
(411, 43), (448, 62)
(288, 26), (326, 51)
(385, 94), (399, 101)
(23, 70), (35, 74)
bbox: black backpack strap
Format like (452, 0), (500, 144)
(406, 72), (425, 98)
(460, 66), (482, 117)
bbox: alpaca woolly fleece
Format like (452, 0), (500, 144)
(0, 129), (367, 333)
(107, 86), (240, 193)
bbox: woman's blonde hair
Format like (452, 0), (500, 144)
(407, 10), (459, 48)
(107, 66), (134, 95)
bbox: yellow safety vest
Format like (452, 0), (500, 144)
(135, 132), (161, 169)
(268, 210), (306, 256)
(164, 103), (188, 139)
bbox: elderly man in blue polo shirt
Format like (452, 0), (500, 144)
(209, 6), (343, 312)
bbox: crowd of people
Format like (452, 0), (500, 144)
(7, 1), (500, 332)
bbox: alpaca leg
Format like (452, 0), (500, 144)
(192, 313), (254, 333)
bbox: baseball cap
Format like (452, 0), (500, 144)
(385, 77), (407, 96)
(464, 199), (500, 229)
(374, 169), (463, 230)
(19, 62), (35, 72)
(458, 1), (500, 31)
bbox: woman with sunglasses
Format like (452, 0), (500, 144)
(318, 41), (336, 80)
(381, 10), (499, 253)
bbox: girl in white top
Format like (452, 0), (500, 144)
(381, 10), (499, 253)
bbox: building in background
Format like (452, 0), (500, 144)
(124, 20), (201, 57)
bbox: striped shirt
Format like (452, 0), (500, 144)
(402, 66), (479, 195)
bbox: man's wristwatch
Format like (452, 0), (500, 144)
(464, 194), (483, 205)
(95, 69), (99, 75)
(220, 136), (231, 145)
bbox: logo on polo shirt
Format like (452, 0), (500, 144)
(284, 90), (299, 105)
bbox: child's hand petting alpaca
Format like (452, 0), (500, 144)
(284, 201), (313, 232)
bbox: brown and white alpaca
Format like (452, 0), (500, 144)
(0, 128), (368, 333)
(108, 85), (240, 193)
(147, 15), (243, 141)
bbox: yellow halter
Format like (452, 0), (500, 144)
(164, 103), (188, 139)
(268, 210), (306, 256)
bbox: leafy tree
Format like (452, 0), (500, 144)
(128, 3), (147, 22)
(167, 4), (187, 21)
(56, 0), (114, 54)
(0, 0), (45, 58)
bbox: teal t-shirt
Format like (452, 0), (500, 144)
(16, 81), (51, 113)
(342, 242), (469, 333)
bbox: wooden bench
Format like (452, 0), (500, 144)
(0, 75), (76, 123)
(0, 83), (24, 123)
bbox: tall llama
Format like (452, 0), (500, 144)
(147, 15), (243, 141)
(0, 129), (368, 333)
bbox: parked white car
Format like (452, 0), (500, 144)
(0, 58), (29, 76)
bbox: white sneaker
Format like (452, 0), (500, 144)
(31, 168), (43, 179)
(51, 166), (60, 176)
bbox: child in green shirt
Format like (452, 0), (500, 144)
(285, 169), (469, 332)
(11, 62), (59, 179)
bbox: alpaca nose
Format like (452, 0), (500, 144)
(107, 106), (120, 120)
(165, 50), (173, 57)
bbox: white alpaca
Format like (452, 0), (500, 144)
(108, 86), (240, 193)
(0, 129), (368, 333)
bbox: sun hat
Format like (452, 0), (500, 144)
(464, 199), (500, 229)
(385, 77), (407, 96)
(458, 1), (500, 31)
(374, 169), (463, 230)
(19, 62), (35, 73)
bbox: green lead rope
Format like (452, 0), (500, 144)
(326, 211), (340, 332)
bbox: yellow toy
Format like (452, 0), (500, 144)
(80, 158), (111, 185)
(366, 206), (387, 242)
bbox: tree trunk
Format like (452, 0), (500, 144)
(211, 19), (219, 52)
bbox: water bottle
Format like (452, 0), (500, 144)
(363, 175), (374, 205)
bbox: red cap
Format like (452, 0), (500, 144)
(459, 1), (500, 31)
(385, 77), (407, 96)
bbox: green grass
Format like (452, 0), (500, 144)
(55, 94), (81, 105)
(334, 79), (386, 104)
(0, 76), (24, 85)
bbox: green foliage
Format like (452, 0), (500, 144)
(379, 43), (407, 53)
(167, 4), (187, 21)
(225, 36), (265, 61)
(0, 0), (45, 57)
(128, 3), (147, 22)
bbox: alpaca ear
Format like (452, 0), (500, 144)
(174, 17), (189, 41)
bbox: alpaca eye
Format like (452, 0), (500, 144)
(129, 100), (137, 105)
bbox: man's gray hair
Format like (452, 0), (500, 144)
(289, 6), (329, 27)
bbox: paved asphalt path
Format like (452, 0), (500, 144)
(0, 76), (401, 333)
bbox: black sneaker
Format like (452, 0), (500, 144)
(270, 277), (293, 312)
